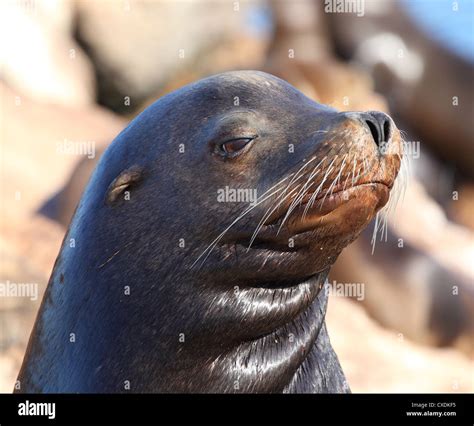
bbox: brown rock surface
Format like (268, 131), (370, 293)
(0, 83), (126, 221)
(327, 296), (473, 393)
(0, 215), (64, 393)
(0, 0), (95, 107)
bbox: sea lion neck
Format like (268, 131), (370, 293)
(222, 270), (349, 393)
(156, 268), (346, 393)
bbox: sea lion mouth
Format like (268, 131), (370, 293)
(284, 181), (390, 235)
(263, 179), (392, 234)
(221, 180), (392, 257)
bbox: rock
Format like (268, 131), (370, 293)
(0, 0), (95, 106)
(75, 0), (269, 112)
(0, 215), (64, 392)
(327, 296), (473, 392)
(330, 227), (474, 356)
(0, 82), (126, 221)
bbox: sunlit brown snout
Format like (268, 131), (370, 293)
(339, 110), (403, 186)
(264, 110), (403, 234)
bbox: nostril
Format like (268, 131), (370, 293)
(367, 111), (393, 147)
(383, 118), (391, 143)
(342, 111), (393, 149)
(365, 119), (381, 147)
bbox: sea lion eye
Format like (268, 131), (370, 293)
(220, 138), (253, 156)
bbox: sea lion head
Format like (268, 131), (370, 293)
(187, 75), (402, 279)
(23, 71), (403, 393)
(92, 71), (402, 277)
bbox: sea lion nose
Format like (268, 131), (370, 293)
(362, 111), (393, 148)
(344, 111), (393, 149)
(364, 111), (393, 148)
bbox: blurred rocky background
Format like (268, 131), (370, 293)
(0, 0), (473, 392)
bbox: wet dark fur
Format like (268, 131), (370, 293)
(17, 71), (401, 393)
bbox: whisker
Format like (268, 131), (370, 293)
(276, 158), (331, 233)
(282, 155), (338, 228)
(247, 186), (301, 250)
(370, 137), (410, 253)
(192, 184), (287, 268)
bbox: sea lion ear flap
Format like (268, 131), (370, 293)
(105, 165), (144, 205)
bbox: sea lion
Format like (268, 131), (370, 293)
(330, 226), (474, 355)
(16, 71), (402, 393)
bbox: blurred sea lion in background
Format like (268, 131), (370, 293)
(325, 0), (474, 177)
(265, 0), (387, 112)
(331, 227), (474, 355)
